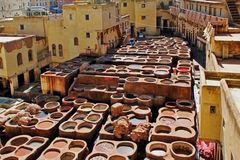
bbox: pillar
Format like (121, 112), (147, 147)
(2, 78), (8, 88)
(34, 67), (40, 80)
(24, 71), (30, 85)
(9, 76), (18, 95)
(222, 43), (229, 59)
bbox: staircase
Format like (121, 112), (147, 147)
(227, 0), (240, 24)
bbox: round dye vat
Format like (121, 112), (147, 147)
(175, 128), (192, 137)
(78, 126), (92, 132)
(177, 118), (192, 126)
(177, 110), (192, 117)
(65, 126), (75, 131)
(37, 121), (53, 129)
(81, 107), (92, 112)
(15, 147), (32, 157)
(159, 117), (175, 125)
(151, 149), (166, 156)
(95, 142), (114, 154)
(175, 81), (189, 86)
(70, 146), (82, 152)
(117, 145), (134, 156)
(89, 155), (107, 160)
(135, 108), (150, 115)
(53, 140), (68, 148)
(44, 150), (60, 159)
(161, 109), (175, 116)
(61, 152), (75, 160)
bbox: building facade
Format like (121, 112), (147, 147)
(29, 0), (51, 9)
(0, 34), (50, 95)
(115, 0), (176, 36)
(0, 0), (31, 18)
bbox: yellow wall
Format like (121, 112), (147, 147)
(220, 79), (240, 160)
(200, 71), (221, 141)
(135, 0), (157, 35)
(0, 17), (48, 37)
(199, 71), (240, 142)
(0, 36), (37, 78)
(47, 2), (123, 63)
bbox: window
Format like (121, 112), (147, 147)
(17, 53), (23, 65)
(74, 37), (79, 46)
(85, 14), (89, 20)
(69, 14), (72, 20)
(52, 44), (56, 56)
(109, 13), (111, 19)
(28, 49), (33, 61)
(213, 8), (216, 16)
(20, 24), (24, 30)
(0, 58), (3, 69)
(141, 16), (146, 20)
(123, 2), (127, 7)
(59, 44), (63, 57)
(210, 106), (216, 114)
(141, 4), (145, 8)
(86, 32), (90, 38)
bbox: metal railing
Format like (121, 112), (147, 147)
(170, 6), (228, 27)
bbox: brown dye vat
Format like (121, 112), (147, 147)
(160, 79), (173, 84)
(61, 152), (75, 160)
(177, 110), (193, 117)
(161, 109), (175, 116)
(2, 156), (19, 160)
(0, 146), (16, 155)
(15, 147), (32, 157)
(11, 137), (28, 146)
(37, 121), (53, 129)
(53, 140), (68, 148)
(69, 141), (84, 152)
(155, 125), (171, 134)
(44, 149), (60, 159)
(175, 80), (189, 86)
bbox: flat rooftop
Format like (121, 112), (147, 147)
(215, 33), (240, 42)
(218, 59), (240, 73)
(0, 36), (25, 43)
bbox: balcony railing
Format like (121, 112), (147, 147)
(170, 6), (228, 27)
(157, 4), (170, 10)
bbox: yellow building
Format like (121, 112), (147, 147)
(0, 1), (130, 65)
(115, 0), (174, 36)
(0, 34), (50, 95)
(47, 1), (130, 64)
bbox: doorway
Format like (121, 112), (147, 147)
(29, 69), (35, 83)
(17, 73), (24, 87)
